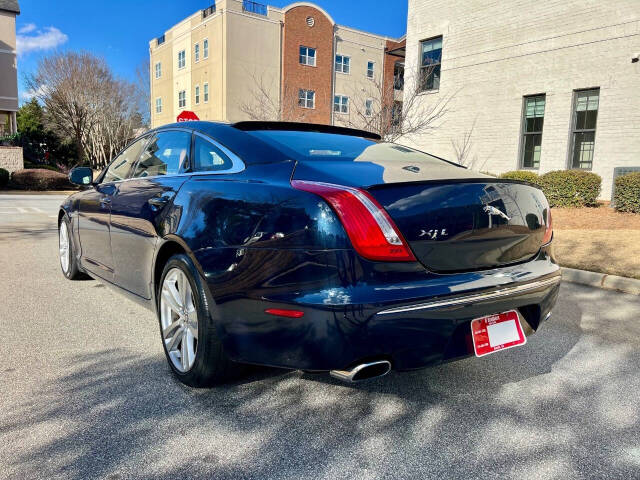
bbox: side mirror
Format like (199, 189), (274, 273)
(69, 167), (93, 186)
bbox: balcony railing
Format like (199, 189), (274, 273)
(202, 4), (216, 19)
(156, 35), (165, 46)
(242, 0), (267, 16)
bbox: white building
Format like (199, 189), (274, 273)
(404, 0), (640, 199)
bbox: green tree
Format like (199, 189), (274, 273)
(16, 98), (76, 167)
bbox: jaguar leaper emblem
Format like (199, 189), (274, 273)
(483, 205), (511, 221)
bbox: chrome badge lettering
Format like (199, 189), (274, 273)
(419, 228), (448, 240)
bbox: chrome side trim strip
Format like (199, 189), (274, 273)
(376, 275), (562, 315)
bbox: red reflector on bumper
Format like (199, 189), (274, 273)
(265, 308), (305, 318)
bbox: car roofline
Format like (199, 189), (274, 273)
(232, 121), (382, 140)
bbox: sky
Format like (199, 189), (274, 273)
(15, 0), (408, 103)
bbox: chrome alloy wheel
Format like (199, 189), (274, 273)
(160, 268), (198, 372)
(59, 221), (70, 274)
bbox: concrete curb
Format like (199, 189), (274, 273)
(561, 267), (640, 295)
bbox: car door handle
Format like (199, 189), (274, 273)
(100, 197), (112, 208)
(148, 194), (174, 211)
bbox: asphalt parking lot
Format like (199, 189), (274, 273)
(1, 193), (639, 480)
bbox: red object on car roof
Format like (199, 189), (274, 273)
(177, 111), (199, 122)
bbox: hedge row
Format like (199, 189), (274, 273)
(613, 172), (640, 214)
(10, 168), (72, 191)
(499, 170), (540, 185)
(499, 170), (601, 207)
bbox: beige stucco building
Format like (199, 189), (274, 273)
(404, 0), (640, 199)
(149, 0), (404, 130)
(0, 0), (19, 136)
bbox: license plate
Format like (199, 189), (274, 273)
(470, 310), (526, 357)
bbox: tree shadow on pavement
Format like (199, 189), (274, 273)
(2, 285), (640, 479)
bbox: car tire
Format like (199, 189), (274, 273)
(157, 253), (234, 387)
(59, 215), (83, 280)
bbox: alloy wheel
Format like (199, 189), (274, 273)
(59, 221), (70, 274)
(160, 268), (198, 372)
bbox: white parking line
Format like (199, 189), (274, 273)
(0, 206), (50, 214)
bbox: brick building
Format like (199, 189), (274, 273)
(404, 0), (640, 199)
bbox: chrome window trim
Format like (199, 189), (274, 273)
(96, 128), (245, 185)
(376, 275), (561, 315)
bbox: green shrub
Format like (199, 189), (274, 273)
(23, 161), (60, 172)
(0, 133), (19, 146)
(0, 168), (9, 188)
(500, 170), (540, 184)
(613, 172), (640, 214)
(538, 170), (601, 207)
(10, 168), (71, 191)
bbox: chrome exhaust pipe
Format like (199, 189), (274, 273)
(330, 360), (391, 383)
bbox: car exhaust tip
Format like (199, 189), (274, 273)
(330, 360), (392, 382)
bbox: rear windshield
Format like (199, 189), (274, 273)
(247, 130), (452, 165)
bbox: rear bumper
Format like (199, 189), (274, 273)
(211, 247), (561, 371)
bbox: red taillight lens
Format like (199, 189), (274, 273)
(265, 308), (305, 318)
(291, 180), (416, 262)
(542, 208), (553, 245)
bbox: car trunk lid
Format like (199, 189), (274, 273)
(367, 180), (549, 272)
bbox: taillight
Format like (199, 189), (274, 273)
(542, 208), (553, 245)
(265, 308), (305, 318)
(291, 180), (416, 262)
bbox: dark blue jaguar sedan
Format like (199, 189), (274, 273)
(59, 121), (560, 387)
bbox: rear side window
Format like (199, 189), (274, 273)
(193, 135), (232, 172)
(133, 130), (191, 178)
(102, 137), (146, 183)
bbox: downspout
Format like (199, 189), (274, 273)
(221, 7), (226, 121)
(279, 18), (283, 120)
(331, 25), (336, 126)
(149, 48), (154, 128)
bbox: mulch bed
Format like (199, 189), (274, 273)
(552, 206), (640, 279)
(552, 206), (640, 230)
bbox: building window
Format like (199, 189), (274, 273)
(155, 97), (162, 114)
(419, 36), (442, 91)
(367, 61), (374, 79)
(178, 50), (186, 69)
(154, 62), (161, 79)
(195, 85), (200, 105)
(520, 95), (545, 169)
(365, 99), (373, 116)
(204, 83), (209, 103)
(334, 95), (349, 113)
(335, 55), (350, 74)
(394, 61), (404, 90)
(194, 43), (200, 63)
(178, 90), (186, 108)
(203, 39), (209, 58)
(298, 89), (315, 109)
(299, 46), (316, 66)
(570, 89), (599, 170)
